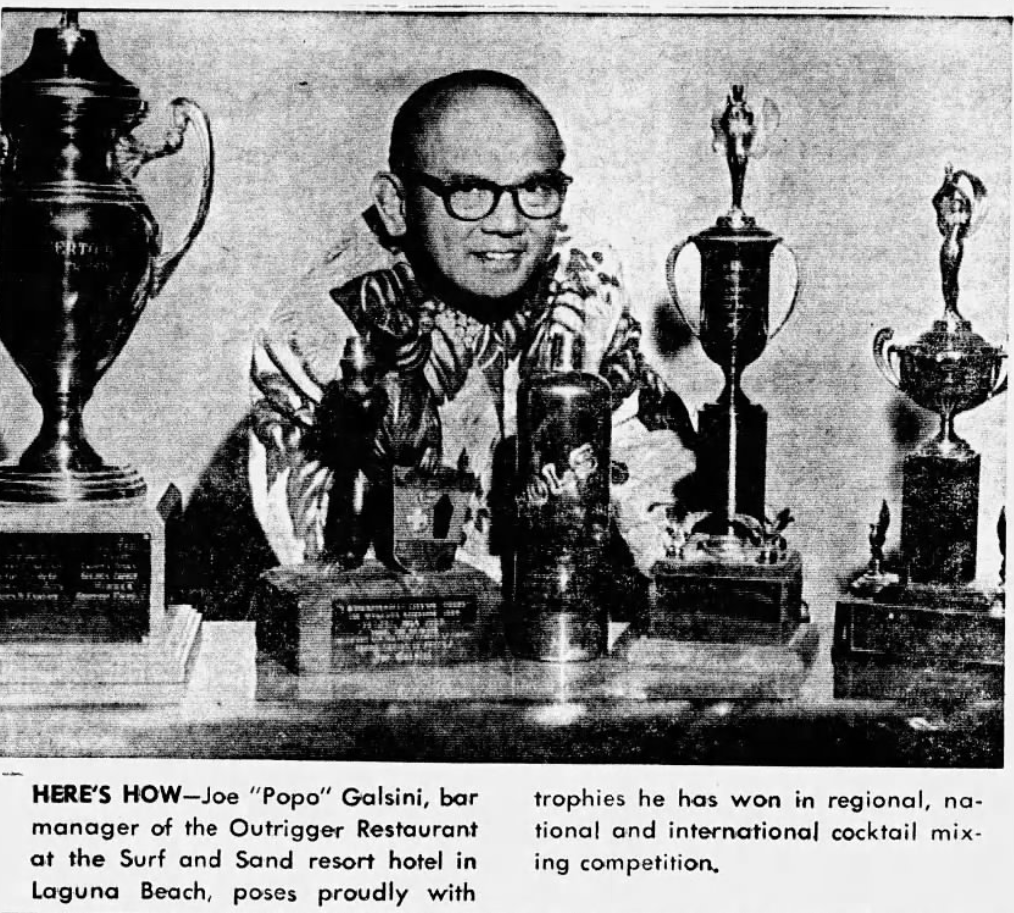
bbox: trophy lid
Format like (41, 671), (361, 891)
(2, 12), (142, 112)
(692, 221), (781, 246)
(908, 319), (1003, 358)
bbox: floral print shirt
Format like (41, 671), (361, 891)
(249, 208), (694, 578)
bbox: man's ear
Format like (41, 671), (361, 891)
(371, 172), (408, 237)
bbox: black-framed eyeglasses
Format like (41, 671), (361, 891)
(399, 169), (572, 221)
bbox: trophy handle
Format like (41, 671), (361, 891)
(989, 351), (1008, 399)
(148, 98), (215, 297)
(873, 328), (903, 391)
(665, 237), (700, 338)
(768, 240), (801, 341)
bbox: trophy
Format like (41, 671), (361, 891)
(252, 335), (500, 676)
(833, 166), (1006, 700)
(0, 12), (212, 700)
(873, 167), (1005, 584)
(652, 86), (805, 643)
(0, 11), (212, 502)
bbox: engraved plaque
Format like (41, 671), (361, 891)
(835, 598), (1003, 666)
(0, 532), (150, 642)
(332, 596), (479, 667)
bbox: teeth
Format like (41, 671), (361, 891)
(478, 252), (519, 260)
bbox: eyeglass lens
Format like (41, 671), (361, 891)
(449, 182), (562, 220)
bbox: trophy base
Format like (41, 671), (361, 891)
(0, 603), (201, 705)
(651, 544), (805, 644)
(0, 491), (202, 704)
(831, 654), (1002, 702)
(832, 589), (1003, 701)
(0, 464), (146, 502)
(251, 559), (502, 673)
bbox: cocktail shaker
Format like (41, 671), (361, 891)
(511, 331), (611, 661)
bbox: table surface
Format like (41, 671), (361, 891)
(0, 619), (1002, 767)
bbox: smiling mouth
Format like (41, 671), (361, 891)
(473, 251), (525, 266)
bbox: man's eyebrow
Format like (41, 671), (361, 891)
(443, 169), (562, 185)
(441, 172), (488, 184)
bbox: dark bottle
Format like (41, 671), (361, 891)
(320, 337), (387, 569)
(511, 330), (612, 661)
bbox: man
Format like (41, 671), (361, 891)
(250, 70), (694, 585)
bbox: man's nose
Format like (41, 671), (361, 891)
(482, 190), (524, 233)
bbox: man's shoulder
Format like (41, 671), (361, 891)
(301, 207), (401, 293)
(265, 208), (402, 336)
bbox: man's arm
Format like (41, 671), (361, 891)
(248, 213), (415, 565)
(249, 294), (339, 565)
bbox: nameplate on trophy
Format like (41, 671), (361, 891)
(834, 597), (1003, 667)
(0, 532), (151, 642)
(332, 595), (480, 666)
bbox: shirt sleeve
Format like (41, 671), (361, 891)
(249, 260), (354, 564)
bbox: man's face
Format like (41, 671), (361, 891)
(403, 89), (564, 308)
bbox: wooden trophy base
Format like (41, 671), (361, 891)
(251, 559), (502, 673)
(833, 586), (1004, 701)
(0, 494), (202, 704)
(651, 545), (806, 645)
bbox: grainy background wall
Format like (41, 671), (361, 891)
(1, 12), (1008, 659)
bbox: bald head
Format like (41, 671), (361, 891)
(372, 70), (567, 308)
(389, 70), (565, 175)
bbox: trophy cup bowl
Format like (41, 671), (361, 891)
(1, 183), (156, 491)
(0, 13), (214, 502)
(874, 329), (1006, 456)
(900, 345), (1006, 419)
(670, 227), (790, 386)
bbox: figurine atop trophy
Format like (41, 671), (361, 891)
(710, 83), (780, 231)
(992, 507), (1005, 617)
